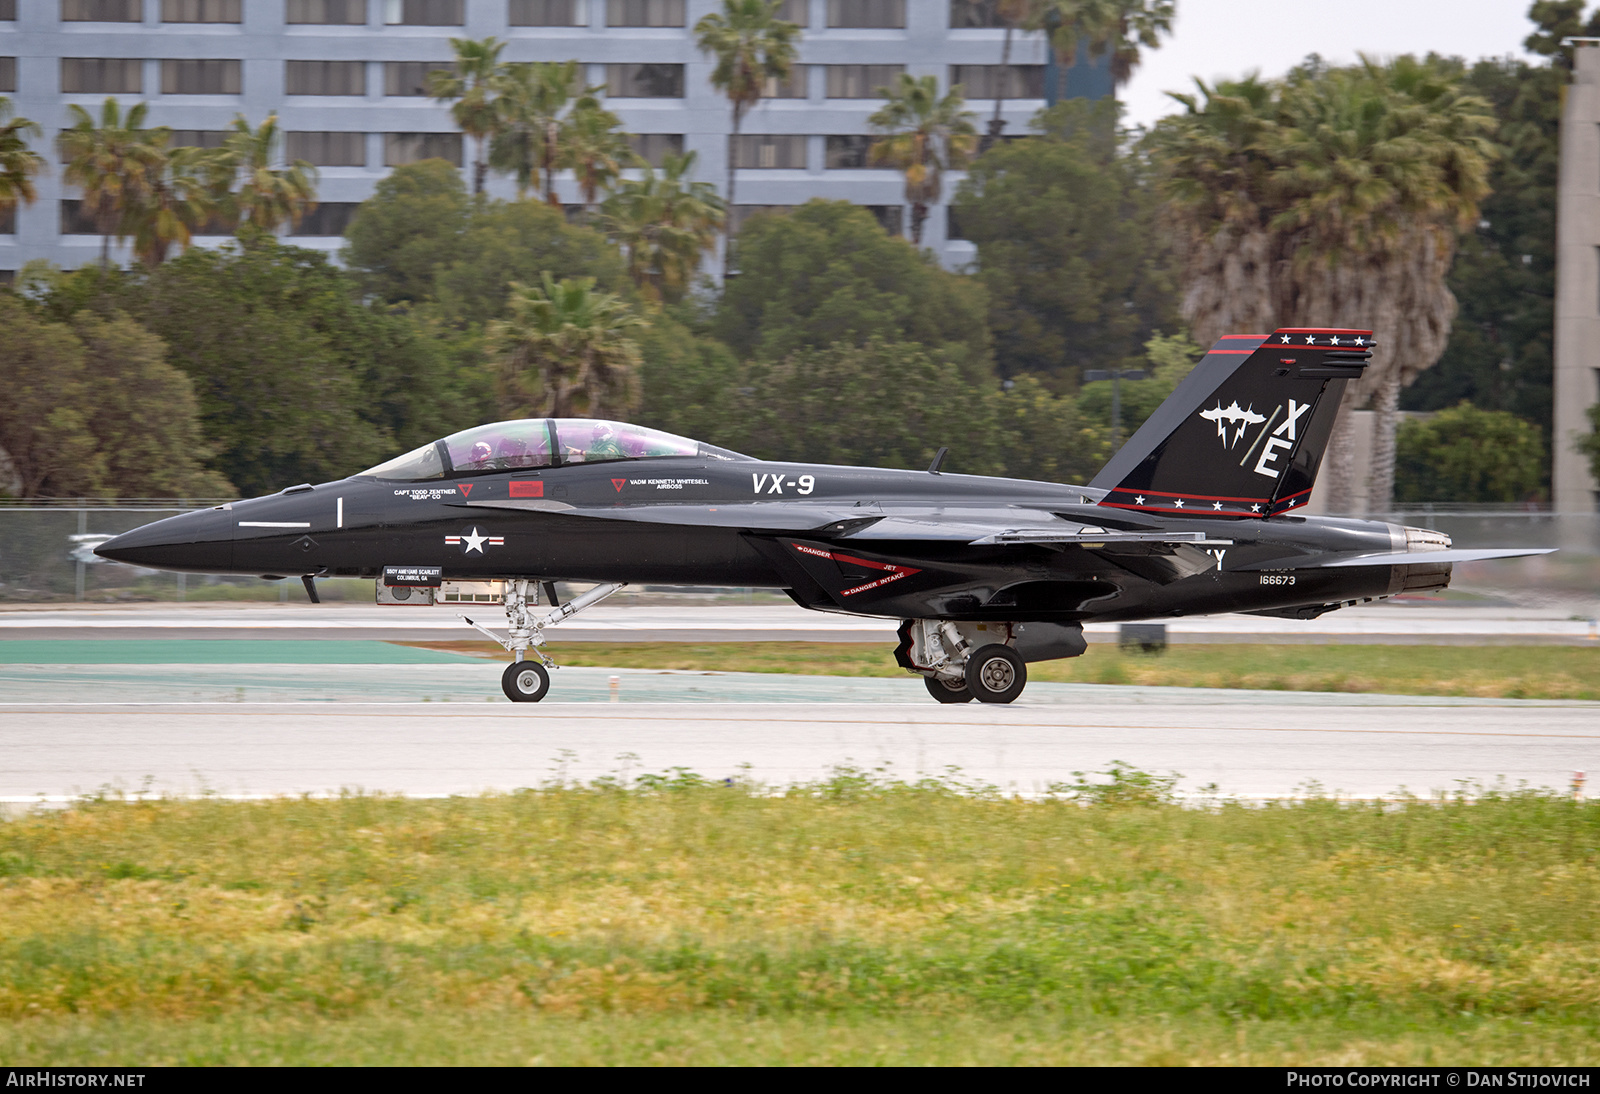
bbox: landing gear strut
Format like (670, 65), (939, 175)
(461, 579), (625, 703)
(897, 619), (1028, 705)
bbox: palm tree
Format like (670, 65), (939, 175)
(223, 114), (319, 237)
(59, 99), (167, 266)
(694, 0), (801, 269)
(428, 36), (507, 196)
(600, 150), (726, 301)
(1042, 0), (1175, 95)
(983, 0), (1041, 145)
(487, 272), (646, 420)
(563, 103), (634, 219)
(1151, 57), (1495, 513)
(125, 141), (222, 267)
(868, 74), (978, 247)
(0, 97), (46, 228)
(489, 60), (596, 206)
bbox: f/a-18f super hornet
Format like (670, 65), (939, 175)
(97, 327), (1551, 704)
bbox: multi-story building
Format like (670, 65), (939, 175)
(0, 0), (1107, 277)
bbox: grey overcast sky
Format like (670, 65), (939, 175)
(1119, 0), (1541, 129)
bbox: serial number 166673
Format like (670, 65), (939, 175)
(1259, 574), (1297, 585)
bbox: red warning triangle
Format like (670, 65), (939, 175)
(458, 483), (473, 497)
(611, 479), (626, 492)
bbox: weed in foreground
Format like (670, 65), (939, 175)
(0, 766), (1597, 1064)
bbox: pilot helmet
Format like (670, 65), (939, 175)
(469, 441), (493, 464)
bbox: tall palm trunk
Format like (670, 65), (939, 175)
(910, 202), (927, 246)
(986, 20), (1014, 147)
(473, 135), (488, 195)
(544, 120), (561, 206)
(724, 100), (744, 277)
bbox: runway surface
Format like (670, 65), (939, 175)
(2, 601), (1597, 644)
(3, 663), (1594, 803)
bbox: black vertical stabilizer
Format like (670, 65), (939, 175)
(1087, 329), (1373, 518)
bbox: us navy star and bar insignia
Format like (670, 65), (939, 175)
(446, 527), (504, 554)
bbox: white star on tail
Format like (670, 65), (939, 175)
(1134, 495), (1146, 505)
(1173, 499), (1184, 508)
(1213, 501), (1223, 510)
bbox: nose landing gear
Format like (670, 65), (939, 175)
(460, 579), (625, 702)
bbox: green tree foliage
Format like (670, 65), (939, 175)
(1394, 402), (1545, 503)
(1075, 331), (1200, 440)
(342, 160), (473, 306)
(868, 73), (978, 246)
(222, 114), (318, 237)
(1577, 402), (1600, 485)
(0, 295), (231, 499)
(1402, 9), (1572, 443)
(695, 0), (801, 226)
(487, 274), (645, 419)
(634, 312), (741, 445)
(59, 99), (166, 266)
(600, 151), (726, 302)
(714, 201), (992, 380)
(1042, 0), (1176, 89)
(730, 339), (1002, 474)
(0, 96), (45, 222)
(956, 99), (1177, 383)
(55, 242), (469, 496)
(427, 36), (508, 196)
(344, 164), (629, 328)
(993, 374), (1108, 486)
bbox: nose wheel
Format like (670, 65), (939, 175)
(502, 659), (550, 702)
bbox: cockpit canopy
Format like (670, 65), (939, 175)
(359, 419), (748, 481)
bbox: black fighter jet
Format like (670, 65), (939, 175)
(97, 327), (1550, 703)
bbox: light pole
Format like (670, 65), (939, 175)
(1082, 368), (1149, 451)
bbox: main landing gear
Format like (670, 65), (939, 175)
(897, 620), (1029, 704)
(461, 579), (625, 703)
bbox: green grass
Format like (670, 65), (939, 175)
(408, 640), (1600, 700)
(1, 770), (1597, 1065)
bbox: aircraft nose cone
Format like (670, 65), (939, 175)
(95, 508), (234, 572)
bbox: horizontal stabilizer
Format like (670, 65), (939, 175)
(966, 529), (1233, 547)
(1237, 547), (1556, 570)
(1316, 548), (1557, 568)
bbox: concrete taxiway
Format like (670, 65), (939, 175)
(1, 600), (1596, 644)
(2, 664), (1594, 803)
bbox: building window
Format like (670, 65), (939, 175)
(0, 58), (14, 94)
(0, 1), (14, 19)
(761, 65), (808, 98)
(509, 0), (587, 25)
(286, 60), (366, 95)
(826, 0), (903, 29)
(382, 0), (463, 25)
(731, 204), (795, 234)
(825, 134), (882, 168)
(0, 271), (13, 286)
(385, 61), (454, 96)
(162, 60), (242, 95)
(60, 200), (102, 235)
(946, 204), (969, 240)
(62, 0), (141, 21)
(730, 134), (806, 169)
(606, 0), (684, 27)
(162, 0), (241, 21)
(286, 0), (366, 23)
(0, 207), (13, 234)
(949, 0), (1007, 27)
(385, 132), (463, 166)
(949, 64), (1044, 99)
(825, 64), (902, 98)
(864, 204), (901, 235)
(774, 0), (808, 26)
(167, 129), (231, 149)
(628, 132), (682, 167)
(606, 64), (684, 98)
(62, 58), (143, 95)
(288, 131), (367, 165)
(292, 202), (361, 237)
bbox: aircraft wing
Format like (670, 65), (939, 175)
(461, 498), (1234, 548)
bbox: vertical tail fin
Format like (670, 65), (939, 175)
(1087, 328), (1373, 517)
